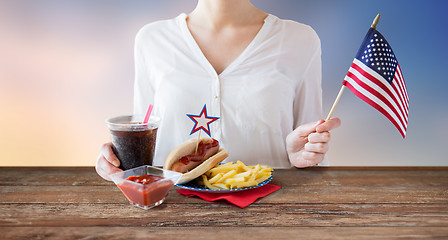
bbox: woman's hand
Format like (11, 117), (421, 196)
(286, 118), (341, 168)
(95, 143), (122, 181)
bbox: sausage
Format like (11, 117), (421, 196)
(170, 139), (219, 173)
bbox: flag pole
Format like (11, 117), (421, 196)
(325, 85), (345, 121)
(371, 13), (381, 29)
(325, 13), (381, 121)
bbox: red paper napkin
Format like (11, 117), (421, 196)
(177, 184), (281, 208)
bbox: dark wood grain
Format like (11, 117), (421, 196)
(1, 167), (447, 239)
(3, 227), (448, 240)
(1, 203), (448, 227)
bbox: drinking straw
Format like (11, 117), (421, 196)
(143, 104), (153, 123)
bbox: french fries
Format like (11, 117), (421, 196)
(197, 161), (273, 189)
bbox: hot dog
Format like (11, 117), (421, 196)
(163, 138), (228, 184)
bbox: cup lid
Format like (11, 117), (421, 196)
(106, 115), (160, 130)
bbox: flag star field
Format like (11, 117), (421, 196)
(357, 30), (397, 83)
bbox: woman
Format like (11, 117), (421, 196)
(96, 0), (341, 181)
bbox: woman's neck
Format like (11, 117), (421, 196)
(188, 0), (267, 29)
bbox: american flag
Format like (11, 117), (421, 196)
(343, 28), (409, 138)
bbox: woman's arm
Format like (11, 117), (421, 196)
(286, 118), (341, 168)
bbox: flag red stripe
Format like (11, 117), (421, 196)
(392, 65), (409, 114)
(391, 77), (408, 116)
(343, 80), (406, 138)
(391, 71), (409, 115)
(395, 64), (409, 104)
(349, 63), (408, 126)
(351, 62), (408, 122)
(394, 72), (407, 107)
(395, 64), (408, 103)
(346, 70), (407, 129)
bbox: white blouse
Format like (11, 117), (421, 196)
(133, 13), (326, 168)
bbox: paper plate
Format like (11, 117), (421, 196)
(176, 175), (273, 193)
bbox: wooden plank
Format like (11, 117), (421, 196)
(1, 184), (447, 204)
(1, 167), (447, 187)
(2, 226), (448, 240)
(1, 167), (448, 239)
(0, 167), (107, 186)
(1, 203), (447, 227)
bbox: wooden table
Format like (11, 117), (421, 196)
(1, 167), (447, 239)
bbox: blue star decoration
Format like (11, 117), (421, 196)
(186, 104), (219, 137)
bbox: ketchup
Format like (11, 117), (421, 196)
(179, 138), (219, 165)
(117, 174), (174, 207)
(125, 174), (164, 184)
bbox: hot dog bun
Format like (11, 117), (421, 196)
(164, 138), (228, 184)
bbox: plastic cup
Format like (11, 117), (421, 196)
(106, 115), (160, 170)
(109, 165), (182, 209)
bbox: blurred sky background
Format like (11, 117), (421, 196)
(0, 0), (447, 166)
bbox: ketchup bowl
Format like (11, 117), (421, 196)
(109, 165), (182, 210)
